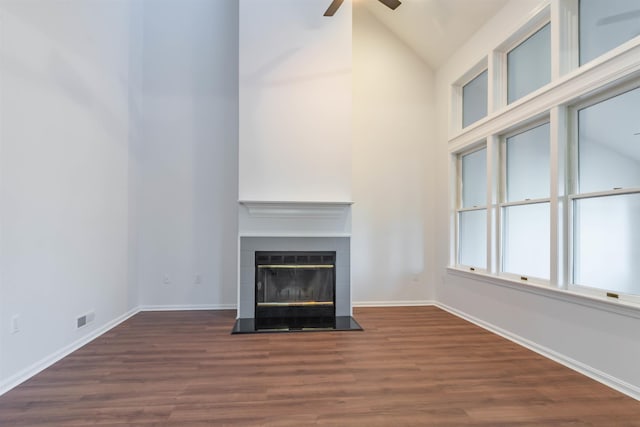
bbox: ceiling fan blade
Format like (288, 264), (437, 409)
(378, 0), (402, 10)
(324, 0), (344, 16)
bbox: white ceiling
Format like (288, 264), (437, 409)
(362, 0), (509, 70)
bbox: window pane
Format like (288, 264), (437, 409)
(459, 210), (486, 268)
(578, 87), (640, 193)
(463, 70), (488, 128)
(574, 194), (640, 295)
(506, 123), (550, 202)
(580, 0), (640, 65)
(507, 24), (551, 104)
(503, 203), (550, 279)
(461, 148), (486, 208)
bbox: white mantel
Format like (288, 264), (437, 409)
(239, 200), (353, 219)
(238, 200), (353, 237)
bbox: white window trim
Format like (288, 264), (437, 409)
(448, 38), (640, 150)
(454, 144), (489, 272)
(447, 0), (640, 313)
(447, 266), (640, 320)
(497, 119), (553, 284)
(552, 0), (579, 78)
(493, 3), (551, 111)
(566, 81), (640, 301)
(451, 58), (489, 135)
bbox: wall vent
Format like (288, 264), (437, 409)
(76, 311), (95, 329)
(76, 316), (87, 328)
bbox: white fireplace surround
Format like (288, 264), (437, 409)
(237, 200), (353, 319)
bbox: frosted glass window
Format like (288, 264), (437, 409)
(580, 0), (640, 65)
(463, 70), (488, 128)
(574, 194), (640, 295)
(507, 24), (551, 104)
(459, 210), (487, 268)
(462, 148), (487, 208)
(503, 203), (550, 279)
(506, 123), (550, 202)
(578, 87), (640, 194)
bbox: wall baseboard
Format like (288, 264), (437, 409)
(0, 304), (237, 396)
(139, 304), (237, 311)
(5, 300), (636, 403)
(0, 307), (139, 397)
(435, 302), (640, 401)
(353, 300), (435, 307)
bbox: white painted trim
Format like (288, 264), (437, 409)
(495, 0), (551, 54)
(0, 307), (139, 397)
(452, 57), (489, 133)
(139, 304), (236, 311)
(239, 200), (353, 219)
(239, 232), (352, 238)
(447, 266), (640, 320)
(2, 299), (637, 404)
(435, 302), (640, 401)
(0, 304), (237, 396)
(449, 42), (640, 152)
(353, 300), (435, 308)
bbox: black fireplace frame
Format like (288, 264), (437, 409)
(254, 250), (336, 330)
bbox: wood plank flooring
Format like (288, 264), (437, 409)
(0, 306), (638, 426)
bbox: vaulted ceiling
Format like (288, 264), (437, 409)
(362, 0), (508, 69)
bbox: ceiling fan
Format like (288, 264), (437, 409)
(324, 0), (402, 17)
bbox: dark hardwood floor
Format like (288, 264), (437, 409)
(0, 306), (638, 426)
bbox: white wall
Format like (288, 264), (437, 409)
(0, 0), (134, 387)
(238, 0), (352, 202)
(352, 4), (435, 305)
(433, 0), (640, 395)
(135, 0), (239, 308)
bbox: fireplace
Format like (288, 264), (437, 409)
(255, 251), (336, 330)
(232, 202), (361, 334)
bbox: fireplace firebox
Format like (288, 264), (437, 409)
(255, 251), (336, 330)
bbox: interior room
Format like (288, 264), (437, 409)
(1, 0), (639, 424)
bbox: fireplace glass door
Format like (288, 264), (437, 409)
(255, 251), (336, 329)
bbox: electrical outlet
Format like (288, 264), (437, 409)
(163, 274), (170, 285)
(194, 274), (202, 285)
(10, 315), (20, 334)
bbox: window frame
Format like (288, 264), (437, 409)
(505, 22), (553, 105)
(451, 58), (489, 135)
(493, 5), (551, 109)
(462, 69), (489, 129)
(578, 0), (640, 67)
(446, 0), (640, 312)
(498, 118), (552, 284)
(567, 81), (640, 303)
(455, 143), (489, 272)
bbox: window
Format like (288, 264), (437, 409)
(458, 147), (487, 269)
(577, 87), (640, 193)
(579, 0), (640, 65)
(462, 70), (488, 128)
(507, 23), (551, 103)
(501, 123), (551, 280)
(572, 87), (640, 295)
(448, 0), (640, 307)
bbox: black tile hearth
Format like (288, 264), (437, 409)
(231, 316), (363, 334)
